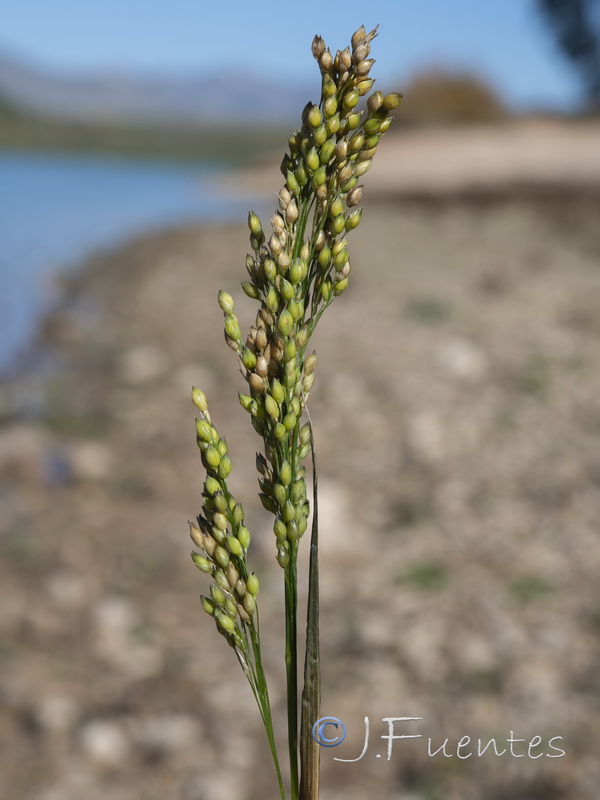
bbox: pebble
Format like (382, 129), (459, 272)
(79, 719), (130, 766)
(93, 596), (164, 679)
(45, 570), (86, 609)
(0, 424), (47, 477)
(406, 410), (445, 463)
(435, 336), (488, 380)
(69, 441), (113, 481)
(36, 695), (79, 733)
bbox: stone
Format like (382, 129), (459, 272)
(79, 719), (130, 766)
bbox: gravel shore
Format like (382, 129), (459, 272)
(1, 183), (599, 798)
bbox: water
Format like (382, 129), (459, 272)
(0, 149), (252, 373)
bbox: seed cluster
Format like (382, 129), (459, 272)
(188, 28), (400, 797)
(190, 22), (400, 648)
(210, 25), (401, 570)
(190, 387), (259, 651)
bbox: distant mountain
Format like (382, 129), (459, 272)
(0, 48), (313, 125)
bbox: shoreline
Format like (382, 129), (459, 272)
(1, 195), (599, 797)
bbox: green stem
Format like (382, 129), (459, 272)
(285, 551), (299, 800)
(299, 412), (320, 800)
(249, 623), (287, 800)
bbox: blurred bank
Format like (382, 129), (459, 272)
(1, 4), (600, 800)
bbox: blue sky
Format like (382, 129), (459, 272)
(1, 0), (584, 110)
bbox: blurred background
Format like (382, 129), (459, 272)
(1, 1), (599, 799)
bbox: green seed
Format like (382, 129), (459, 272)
(248, 211), (263, 237)
(363, 117), (382, 136)
(237, 525), (251, 550)
(342, 89), (359, 109)
(308, 104), (322, 128)
(286, 170), (300, 194)
(216, 612), (235, 633)
(211, 584), (227, 605)
(226, 535), (243, 556)
(274, 519), (287, 542)
(195, 419), (213, 442)
(346, 209), (362, 230)
(218, 455), (232, 478)
(265, 395), (279, 419)
(191, 552), (212, 573)
(281, 278), (295, 301)
(283, 411), (297, 430)
(314, 124), (327, 146)
(247, 573), (260, 597)
(192, 387), (208, 412)
(329, 196), (344, 217)
(320, 139), (336, 163)
(274, 482), (287, 507)
(326, 114), (340, 135)
(218, 290), (235, 314)
(323, 96), (337, 117)
(278, 309), (294, 336)
(243, 593), (256, 616)
(271, 379), (285, 404)
(274, 422), (287, 441)
(241, 281), (259, 299)
(205, 446), (221, 469)
(213, 512), (227, 532)
(334, 277), (349, 295)
(277, 546), (290, 567)
(224, 316), (241, 341)
(214, 569), (230, 591)
(201, 596), (215, 616)
(332, 214), (346, 234)
(279, 460), (292, 485)
(283, 500), (295, 522)
(284, 340), (297, 362)
(349, 131), (365, 152)
(232, 503), (244, 525)
(383, 92), (403, 110)
(318, 245), (331, 269)
(205, 477), (220, 495)
(347, 112), (362, 129)
(214, 546), (230, 569)
(306, 147), (320, 171)
(298, 443), (311, 460)
(312, 166), (327, 188)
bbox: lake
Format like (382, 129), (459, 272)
(0, 149), (256, 373)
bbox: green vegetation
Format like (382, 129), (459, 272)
(395, 562), (448, 591)
(0, 96), (288, 164)
(187, 25), (400, 800)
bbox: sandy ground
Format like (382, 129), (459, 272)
(224, 119), (600, 199)
(1, 125), (600, 799)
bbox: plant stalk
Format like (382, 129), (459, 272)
(299, 415), (320, 800)
(285, 553), (299, 799)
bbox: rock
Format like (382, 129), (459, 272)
(68, 441), (113, 481)
(0, 424), (47, 478)
(36, 695), (79, 733)
(435, 336), (488, 380)
(93, 596), (164, 680)
(406, 410), (445, 463)
(119, 345), (168, 384)
(79, 719), (130, 766)
(45, 570), (87, 609)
